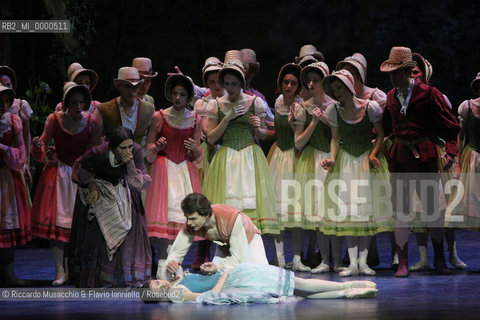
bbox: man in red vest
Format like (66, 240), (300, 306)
(161, 193), (268, 279)
(381, 47), (459, 277)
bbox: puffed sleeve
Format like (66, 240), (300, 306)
(370, 88), (387, 110)
(1, 114), (26, 172)
(145, 111), (164, 164)
(205, 99), (219, 120)
(458, 100), (470, 122)
(54, 101), (63, 113)
(18, 99), (33, 120)
(31, 112), (57, 163)
(293, 103), (306, 126)
(366, 100), (383, 124)
(194, 98), (208, 118)
(324, 103), (339, 127)
(253, 97), (267, 119)
(126, 142), (151, 192)
(274, 95), (282, 112)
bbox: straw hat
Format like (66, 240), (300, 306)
(277, 63), (301, 94)
(412, 53), (433, 84)
(201, 57), (223, 87)
(0, 85), (15, 105)
(295, 44), (324, 64)
(0, 66), (17, 90)
(300, 61), (330, 89)
(218, 50), (246, 88)
(113, 67), (144, 87)
(62, 81), (92, 111)
(240, 48), (260, 74)
(471, 72), (480, 95)
(380, 47), (417, 72)
(336, 53), (367, 84)
(132, 57), (158, 78)
(322, 69), (356, 98)
(67, 62), (99, 91)
(164, 74), (194, 104)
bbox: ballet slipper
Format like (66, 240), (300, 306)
(359, 264), (376, 276)
(449, 256), (467, 270)
(343, 280), (377, 289)
(311, 262), (330, 274)
(292, 261), (311, 272)
(339, 265), (359, 277)
(344, 288), (378, 299)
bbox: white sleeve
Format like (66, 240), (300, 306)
(21, 100), (34, 119)
(253, 97), (268, 119)
(212, 215), (250, 270)
(370, 88), (387, 110)
(166, 228), (195, 264)
(367, 100), (383, 124)
(293, 103), (306, 126)
(324, 103), (339, 127)
(205, 99), (219, 120)
(458, 100), (469, 121)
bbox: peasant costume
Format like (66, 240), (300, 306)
(448, 99), (480, 229)
(145, 108), (203, 240)
(292, 99), (334, 228)
(267, 95), (303, 222)
(8, 98), (34, 206)
(0, 113), (31, 247)
(194, 91), (217, 183)
(203, 94), (279, 234)
(171, 263), (295, 304)
(31, 112), (97, 242)
(69, 142), (152, 287)
(320, 101), (393, 236)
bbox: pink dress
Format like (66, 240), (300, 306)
(0, 113), (31, 248)
(145, 109), (202, 239)
(31, 112), (97, 242)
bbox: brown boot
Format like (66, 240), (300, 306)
(394, 244), (409, 277)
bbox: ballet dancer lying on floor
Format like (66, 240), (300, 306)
(144, 263), (377, 304)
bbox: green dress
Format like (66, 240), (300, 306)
(291, 102), (332, 229)
(320, 102), (393, 236)
(267, 96), (302, 226)
(203, 96), (279, 235)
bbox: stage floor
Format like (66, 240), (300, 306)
(1, 231), (480, 319)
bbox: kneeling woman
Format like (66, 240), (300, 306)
(69, 126), (152, 287)
(148, 263), (377, 304)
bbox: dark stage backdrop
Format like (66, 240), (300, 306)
(1, 0), (480, 137)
